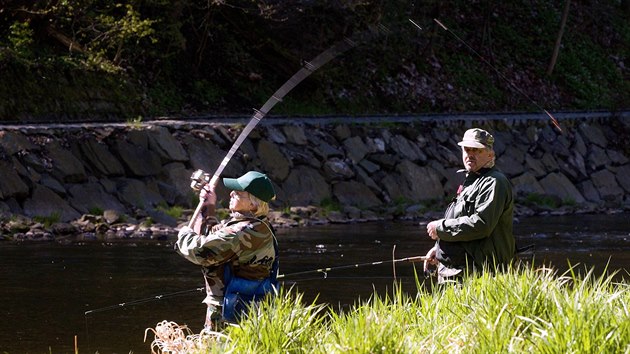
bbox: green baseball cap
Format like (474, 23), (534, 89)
(223, 171), (276, 202)
(457, 128), (494, 149)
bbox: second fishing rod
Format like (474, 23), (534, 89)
(278, 254), (427, 280)
(84, 254), (427, 315)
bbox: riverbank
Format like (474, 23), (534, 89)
(3, 198), (629, 242)
(1, 112), (629, 241)
(145, 265), (630, 354)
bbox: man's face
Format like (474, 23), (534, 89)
(462, 146), (494, 172)
(229, 190), (255, 212)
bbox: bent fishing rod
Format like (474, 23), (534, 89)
(84, 254), (426, 315)
(86, 25), (392, 316)
(410, 18), (562, 133)
(187, 24), (389, 227)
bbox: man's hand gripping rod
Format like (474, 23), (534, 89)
(187, 110), (265, 227)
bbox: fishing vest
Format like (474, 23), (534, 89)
(221, 217), (279, 323)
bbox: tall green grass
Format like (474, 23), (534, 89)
(152, 264), (629, 353)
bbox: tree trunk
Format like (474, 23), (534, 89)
(45, 25), (85, 53)
(547, 0), (571, 76)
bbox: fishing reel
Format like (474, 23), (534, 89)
(190, 169), (212, 191)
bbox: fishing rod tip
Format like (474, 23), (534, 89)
(433, 18), (448, 30)
(408, 19), (423, 30)
(544, 109), (563, 133)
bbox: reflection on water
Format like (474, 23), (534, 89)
(0, 213), (628, 353)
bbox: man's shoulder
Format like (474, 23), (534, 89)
(479, 168), (511, 188)
(226, 217), (269, 233)
(489, 169), (513, 193)
(482, 167), (507, 178)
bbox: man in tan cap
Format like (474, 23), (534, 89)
(423, 128), (515, 282)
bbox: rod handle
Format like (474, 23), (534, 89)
(187, 175), (219, 229)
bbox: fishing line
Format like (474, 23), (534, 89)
(82, 287), (205, 349)
(83, 255), (426, 315)
(411, 18), (562, 132)
(84, 287), (205, 315)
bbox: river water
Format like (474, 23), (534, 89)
(1, 213), (628, 354)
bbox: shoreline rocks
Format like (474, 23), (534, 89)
(1, 114), (629, 242)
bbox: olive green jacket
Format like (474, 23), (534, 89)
(436, 166), (515, 269)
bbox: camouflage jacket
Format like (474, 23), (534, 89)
(176, 213), (277, 280)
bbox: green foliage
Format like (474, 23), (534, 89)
(146, 81), (185, 115)
(88, 207), (104, 215)
(141, 217), (154, 227)
(273, 94), (333, 116)
(170, 265), (629, 353)
(554, 38), (625, 108)
(157, 204), (184, 219)
(281, 204), (292, 215)
(32, 212), (61, 228)
(319, 197), (341, 216)
(126, 115), (143, 129)
(191, 80), (226, 108)
(53, 2), (157, 71)
(223, 288), (329, 352)
(1, 1), (628, 121)
(522, 193), (575, 209)
(523, 193), (560, 208)
(7, 21), (34, 57)
(491, 1), (559, 63)
(325, 285), (423, 353)
(391, 196), (411, 216)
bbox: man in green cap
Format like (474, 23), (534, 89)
(176, 171), (278, 329)
(423, 128), (515, 282)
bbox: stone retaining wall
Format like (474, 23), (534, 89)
(1, 115), (629, 237)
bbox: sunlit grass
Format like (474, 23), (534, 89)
(146, 264), (630, 353)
